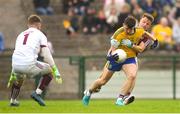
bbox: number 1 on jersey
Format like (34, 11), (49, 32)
(23, 33), (29, 45)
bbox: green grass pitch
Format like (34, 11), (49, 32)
(0, 99), (179, 113)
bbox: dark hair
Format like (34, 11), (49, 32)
(142, 13), (154, 23)
(124, 16), (136, 28)
(28, 14), (42, 25)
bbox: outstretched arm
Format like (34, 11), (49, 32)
(132, 42), (146, 53)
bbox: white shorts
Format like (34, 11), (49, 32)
(12, 61), (52, 79)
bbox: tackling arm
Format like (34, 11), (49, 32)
(132, 37), (151, 53)
(132, 42), (146, 53)
(143, 31), (157, 41)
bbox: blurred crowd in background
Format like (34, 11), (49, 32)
(60, 0), (180, 52)
(0, 32), (5, 53)
(1, 0), (180, 53)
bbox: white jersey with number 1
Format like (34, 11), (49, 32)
(12, 27), (47, 66)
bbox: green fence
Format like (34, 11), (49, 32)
(0, 54), (180, 99)
(65, 55), (180, 99)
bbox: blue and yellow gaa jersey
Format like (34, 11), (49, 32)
(112, 27), (145, 58)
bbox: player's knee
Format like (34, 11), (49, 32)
(127, 74), (136, 81)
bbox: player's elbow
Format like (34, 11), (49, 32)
(135, 43), (146, 53)
(133, 46), (144, 53)
(137, 48), (144, 53)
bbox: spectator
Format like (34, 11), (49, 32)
(172, 17), (180, 52)
(96, 9), (108, 33)
(62, 0), (93, 16)
(105, 7), (118, 25)
(152, 17), (173, 50)
(63, 9), (79, 36)
(82, 7), (97, 34)
(128, 0), (144, 20)
(0, 32), (5, 53)
(104, 0), (124, 33)
(33, 0), (54, 15)
(139, 0), (159, 24)
(62, 0), (72, 14)
(168, 0), (180, 23)
(118, 3), (131, 27)
(104, 0), (125, 16)
(156, 0), (174, 16)
(73, 0), (92, 16)
(105, 7), (119, 33)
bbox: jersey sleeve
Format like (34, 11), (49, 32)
(110, 27), (124, 48)
(138, 36), (152, 47)
(112, 27), (124, 39)
(39, 32), (48, 48)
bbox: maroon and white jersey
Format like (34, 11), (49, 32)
(142, 37), (152, 47)
(12, 27), (47, 65)
(138, 36), (153, 48)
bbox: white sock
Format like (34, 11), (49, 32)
(10, 98), (15, 103)
(36, 88), (42, 95)
(117, 97), (123, 101)
(84, 90), (91, 96)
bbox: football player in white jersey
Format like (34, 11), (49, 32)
(8, 14), (62, 106)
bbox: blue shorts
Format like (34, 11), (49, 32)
(106, 57), (137, 71)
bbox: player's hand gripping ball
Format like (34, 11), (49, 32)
(112, 49), (127, 63)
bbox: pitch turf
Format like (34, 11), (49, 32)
(0, 99), (179, 113)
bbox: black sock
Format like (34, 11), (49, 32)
(11, 83), (21, 100)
